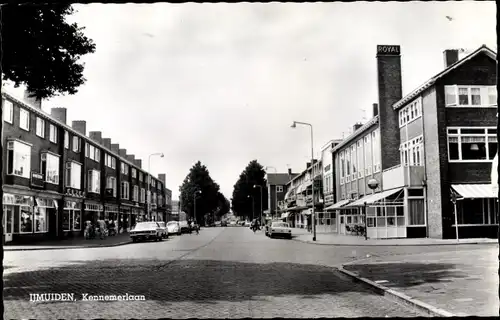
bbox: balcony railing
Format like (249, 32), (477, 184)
(382, 164), (425, 190)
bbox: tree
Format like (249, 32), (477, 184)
(214, 192), (230, 220)
(1, 4), (96, 99)
(178, 161), (220, 226)
(231, 160), (268, 221)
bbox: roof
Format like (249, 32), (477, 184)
(321, 139), (343, 151)
(393, 45), (497, 110)
(331, 116), (379, 153)
(286, 161), (322, 186)
(1, 90), (157, 180)
(266, 173), (293, 186)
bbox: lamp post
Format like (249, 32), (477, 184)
(265, 166), (278, 220)
(254, 185), (263, 224)
(366, 178), (379, 240)
(291, 120), (316, 241)
(147, 152), (164, 220)
(193, 190), (202, 224)
(248, 195), (254, 221)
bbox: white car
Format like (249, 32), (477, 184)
(166, 221), (182, 235)
(129, 222), (164, 242)
(156, 221), (169, 239)
(267, 222), (292, 239)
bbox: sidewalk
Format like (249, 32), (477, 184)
(291, 228), (498, 246)
(4, 233), (132, 251)
(341, 246), (498, 316)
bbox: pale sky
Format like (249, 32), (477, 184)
(5, 2), (496, 200)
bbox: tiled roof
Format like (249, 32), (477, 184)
(266, 173), (293, 186)
(393, 45), (497, 110)
(331, 116), (379, 153)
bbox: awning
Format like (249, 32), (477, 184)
(281, 212), (289, 219)
(346, 188), (404, 207)
(284, 186), (296, 199)
(326, 199), (351, 210)
(451, 184), (497, 199)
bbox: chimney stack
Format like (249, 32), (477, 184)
(89, 131), (103, 144)
(102, 138), (112, 149)
(126, 154), (136, 162)
(158, 173), (166, 185)
(71, 121), (87, 135)
(119, 148), (127, 158)
(353, 123), (363, 132)
(443, 49), (459, 68)
(50, 108), (67, 124)
(110, 143), (120, 154)
(23, 90), (42, 109)
(288, 168), (292, 175)
(134, 159), (142, 168)
(373, 103), (379, 117)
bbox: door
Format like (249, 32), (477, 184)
(4, 206), (14, 242)
(339, 215), (346, 235)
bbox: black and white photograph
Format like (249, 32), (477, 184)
(1, 1), (498, 318)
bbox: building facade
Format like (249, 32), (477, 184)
(265, 169), (295, 219)
(2, 90), (169, 244)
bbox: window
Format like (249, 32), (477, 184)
(72, 136), (80, 152)
(63, 208), (81, 231)
(34, 207), (48, 233)
(88, 170), (101, 193)
(36, 117), (45, 137)
(41, 153), (60, 184)
(49, 124), (57, 143)
(455, 198), (497, 225)
(364, 135), (372, 175)
(445, 85), (497, 107)
(408, 188), (425, 225)
(105, 154), (116, 169)
(121, 163), (129, 175)
(20, 108), (30, 131)
(357, 140), (364, 178)
(121, 181), (130, 199)
(65, 161), (82, 189)
(133, 185), (139, 201)
(3, 99), (13, 123)
(20, 206), (34, 233)
(339, 152), (345, 184)
(140, 188), (146, 203)
(139, 172), (143, 182)
(345, 148), (351, 182)
(63, 131), (69, 149)
(276, 185), (283, 193)
(132, 168), (137, 179)
(86, 145), (100, 162)
(399, 98), (422, 127)
(7, 140), (31, 178)
(372, 130), (381, 172)
(351, 145), (357, 178)
(447, 127), (497, 162)
(106, 176), (117, 197)
(400, 135), (424, 166)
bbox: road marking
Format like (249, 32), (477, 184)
(374, 280), (389, 284)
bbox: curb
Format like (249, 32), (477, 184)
(291, 236), (498, 247)
(336, 266), (454, 317)
(4, 240), (132, 252)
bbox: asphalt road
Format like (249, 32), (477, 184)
(4, 227), (485, 319)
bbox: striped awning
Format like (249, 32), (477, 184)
(451, 184), (497, 199)
(345, 188), (403, 207)
(325, 199), (351, 210)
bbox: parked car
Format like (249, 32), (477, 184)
(215, 221), (222, 227)
(129, 222), (164, 242)
(156, 221), (169, 239)
(267, 221), (292, 239)
(221, 221), (228, 227)
(179, 220), (191, 233)
(166, 221), (182, 235)
(244, 221), (251, 227)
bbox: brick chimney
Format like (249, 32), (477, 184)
(119, 148), (127, 157)
(50, 108), (67, 124)
(110, 143), (120, 154)
(134, 159), (142, 168)
(158, 173), (166, 185)
(89, 131), (103, 144)
(23, 90), (42, 109)
(126, 154), (135, 162)
(373, 103), (379, 118)
(443, 49), (459, 68)
(71, 121), (87, 135)
(288, 168), (292, 175)
(102, 138), (112, 149)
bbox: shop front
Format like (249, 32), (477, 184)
(136, 208), (146, 223)
(131, 208), (141, 227)
(84, 202), (103, 224)
(62, 200), (82, 238)
(118, 206), (131, 233)
(105, 204), (119, 229)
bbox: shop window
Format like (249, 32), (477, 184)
(367, 217), (376, 227)
(20, 206), (34, 233)
(408, 199), (425, 225)
(458, 199), (485, 224)
(387, 217), (395, 226)
(63, 210), (72, 231)
(34, 207), (48, 233)
(7, 140), (32, 179)
(376, 217), (386, 227)
(397, 216), (405, 226)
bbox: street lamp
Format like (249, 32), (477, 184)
(265, 166), (278, 220)
(247, 195), (255, 221)
(291, 120), (316, 242)
(254, 185), (263, 224)
(365, 178), (379, 240)
(193, 190), (202, 224)
(147, 152), (164, 220)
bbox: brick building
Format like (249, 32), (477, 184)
(2, 90), (170, 244)
(265, 169), (297, 219)
(326, 44), (497, 239)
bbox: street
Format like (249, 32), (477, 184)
(3, 227), (433, 319)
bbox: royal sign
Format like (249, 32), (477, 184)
(377, 45), (401, 56)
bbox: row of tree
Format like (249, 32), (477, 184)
(231, 160), (268, 221)
(178, 161), (230, 226)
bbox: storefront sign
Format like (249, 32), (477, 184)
(31, 172), (45, 189)
(3, 194), (33, 206)
(377, 45), (400, 56)
(64, 201), (81, 209)
(66, 188), (85, 198)
(85, 203), (103, 211)
(105, 205), (119, 213)
(35, 198), (56, 208)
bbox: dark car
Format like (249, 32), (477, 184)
(221, 221), (228, 227)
